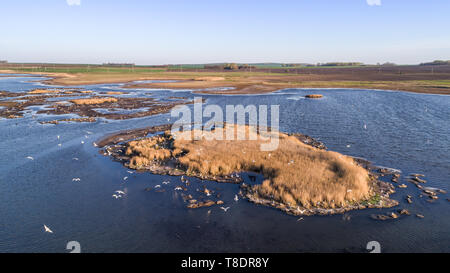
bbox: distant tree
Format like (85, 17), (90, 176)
(420, 60), (450, 66)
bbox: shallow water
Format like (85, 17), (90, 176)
(0, 76), (449, 253)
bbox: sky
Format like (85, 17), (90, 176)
(1, 0), (449, 65)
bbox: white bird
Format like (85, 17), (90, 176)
(154, 185), (161, 188)
(174, 186), (183, 191)
(162, 181), (170, 185)
(26, 156), (34, 160)
(127, 171), (134, 174)
(234, 195), (239, 202)
(347, 189), (352, 193)
(93, 142), (98, 147)
(81, 141), (85, 144)
(58, 143), (62, 147)
(72, 178), (81, 182)
(296, 207), (306, 214)
(115, 190), (125, 195)
(363, 124), (367, 130)
(84, 135), (89, 139)
(112, 194), (122, 199)
(123, 176), (128, 181)
(72, 158), (79, 161)
(297, 217), (304, 222)
(57, 135), (60, 140)
(346, 144), (351, 148)
(44, 225), (53, 233)
(220, 207), (230, 212)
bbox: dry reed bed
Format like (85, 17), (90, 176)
(71, 97), (118, 105)
(118, 124), (397, 214)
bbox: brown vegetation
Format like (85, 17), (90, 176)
(28, 89), (61, 94)
(123, 125), (377, 208)
(70, 97), (118, 105)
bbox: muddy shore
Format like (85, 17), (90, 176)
(2, 65), (450, 95)
(0, 88), (192, 121)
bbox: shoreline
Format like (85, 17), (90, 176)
(1, 70), (450, 95)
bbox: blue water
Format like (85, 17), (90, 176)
(0, 75), (449, 253)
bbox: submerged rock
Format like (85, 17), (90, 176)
(187, 200), (216, 209)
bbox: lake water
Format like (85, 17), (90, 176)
(0, 75), (449, 253)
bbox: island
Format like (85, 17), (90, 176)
(99, 124), (398, 216)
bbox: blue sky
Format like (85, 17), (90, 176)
(1, 0), (449, 65)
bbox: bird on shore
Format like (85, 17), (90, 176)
(72, 178), (81, 182)
(26, 156), (34, 160)
(296, 207), (306, 214)
(44, 225), (53, 233)
(220, 207), (230, 212)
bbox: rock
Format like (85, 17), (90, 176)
(393, 173), (401, 178)
(406, 197), (412, 204)
(187, 200), (216, 209)
(398, 209), (410, 215)
(416, 214), (425, 219)
(305, 94), (323, 99)
(410, 173), (425, 177)
(216, 200), (224, 205)
(423, 189), (436, 196)
(144, 187), (152, 192)
(412, 177), (427, 183)
(390, 212), (399, 219)
(371, 214), (390, 221)
(398, 184), (407, 188)
(188, 199), (197, 204)
(429, 195), (438, 200)
(391, 178), (398, 183)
